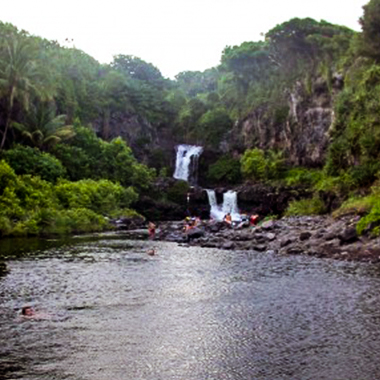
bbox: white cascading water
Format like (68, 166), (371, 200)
(206, 189), (223, 221)
(222, 191), (240, 220)
(173, 144), (203, 183)
(206, 189), (240, 221)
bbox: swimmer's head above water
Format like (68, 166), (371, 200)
(21, 306), (34, 316)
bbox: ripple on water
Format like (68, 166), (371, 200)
(1, 238), (380, 379)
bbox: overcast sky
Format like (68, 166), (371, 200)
(1, 0), (369, 78)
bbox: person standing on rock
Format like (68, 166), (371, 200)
(148, 221), (156, 240)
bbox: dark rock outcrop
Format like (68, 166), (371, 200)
(226, 76), (341, 167)
(139, 215), (380, 264)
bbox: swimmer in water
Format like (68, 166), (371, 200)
(20, 305), (51, 320)
(21, 305), (35, 317)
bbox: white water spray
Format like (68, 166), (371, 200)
(173, 144), (203, 183)
(206, 189), (240, 221)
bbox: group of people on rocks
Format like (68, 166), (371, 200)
(146, 212), (260, 243)
(183, 216), (201, 232)
(223, 213), (259, 229)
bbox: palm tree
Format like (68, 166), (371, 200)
(0, 35), (46, 149)
(13, 102), (75, 151)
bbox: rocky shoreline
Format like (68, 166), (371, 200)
(119, 215), (380, 264)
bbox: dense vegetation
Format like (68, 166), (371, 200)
(1, 0), (380, 237)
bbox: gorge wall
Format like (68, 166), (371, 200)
(95, 74), (344, 172)
(226, 74), (344, 167)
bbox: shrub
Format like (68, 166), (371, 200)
(241, 148), (285, 181)
(0, 166), (138, 237)
(333, 195), (375, 218)
(314, 172), (356, 195)
(208, 155), (242, 184)
(285, 167), (323, 186)
(0, 160), (17, 194)
(55, 179), (138, 215)
(356, 200), (380, 236)
(61, 208), (108, 233)
(2, 145), (66, 182)
(285, 196), (326, 216)
(167, 180), (190, 204)
(67, 127), (155, 190)
(52, 144), (94, 181)
(241, 148), (266, 181)
(0, 216), (12, 236)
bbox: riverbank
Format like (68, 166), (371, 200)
(152, 215), (380, 264)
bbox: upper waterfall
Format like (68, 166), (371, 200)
(173, 144), (203, 183)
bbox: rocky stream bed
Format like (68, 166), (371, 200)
(119, 215), (380, 264)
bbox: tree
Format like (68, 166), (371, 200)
(266, 18), (353, 75)
(94, 69), (132, 140)
(0, 35), (47, 149)
(13, 102), (75, 150)
(111, 55), (165, 85)
(175, 68), (218, 96)
(359, 0), (380, 60)
(197, 107), (232, 148)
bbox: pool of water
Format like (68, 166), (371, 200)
(1, 236), (380, 379)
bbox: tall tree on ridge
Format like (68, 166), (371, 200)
(0, 35), (47, 149)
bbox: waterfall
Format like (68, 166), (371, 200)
(206, 189), (240, 221)
(206, 189), (224, 221)
(222, 191), (240, 221)
(173, 144), (203, 183)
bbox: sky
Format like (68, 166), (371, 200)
(1, 0), (369, 79)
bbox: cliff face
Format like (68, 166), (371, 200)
(92, 75), (344, 172)
(227, 74), (344, 167)
(92, 112), (181, 170)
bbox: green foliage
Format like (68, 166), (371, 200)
(326, 62), (380, 184)
(266, 18), (354, 75)
(56, 125), (155, 189)
(357, 200), (380, 236)
(336, 184), (380, 235)
(197, 107), (232, 148)
(52, 144), (93, 181)
(0, 32), (53, 149)
(175, 69), (218, 96)
(358, 0), (380, 60)
(314, 172), (356, 195)
(167, 180), (190, 204)
(12, 102), (75, 150)
(57, 208), (108, 234)
(55, 179), (138, 215)
(2, 145), (66, 182)
(284, 167), (323, 186)
(0, 163), (139, 236)
(241, 148), (285, 181)
(221, 41), (272, 84)
(112, 55), (164, 85)
(241, 148), (266, 181)
(285, 196), (326, 216)
(0, 159), (17, 193)
(208, 155), (242, 184)
(333, 195), (375, 218)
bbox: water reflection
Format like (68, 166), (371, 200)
(0, 237), (380, 379)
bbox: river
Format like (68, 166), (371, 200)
(1, 235), (380, 379)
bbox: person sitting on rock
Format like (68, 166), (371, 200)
(224, 213), (232, 227)
(237, 214), (249, 229)
(249, 214), (259, 226)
